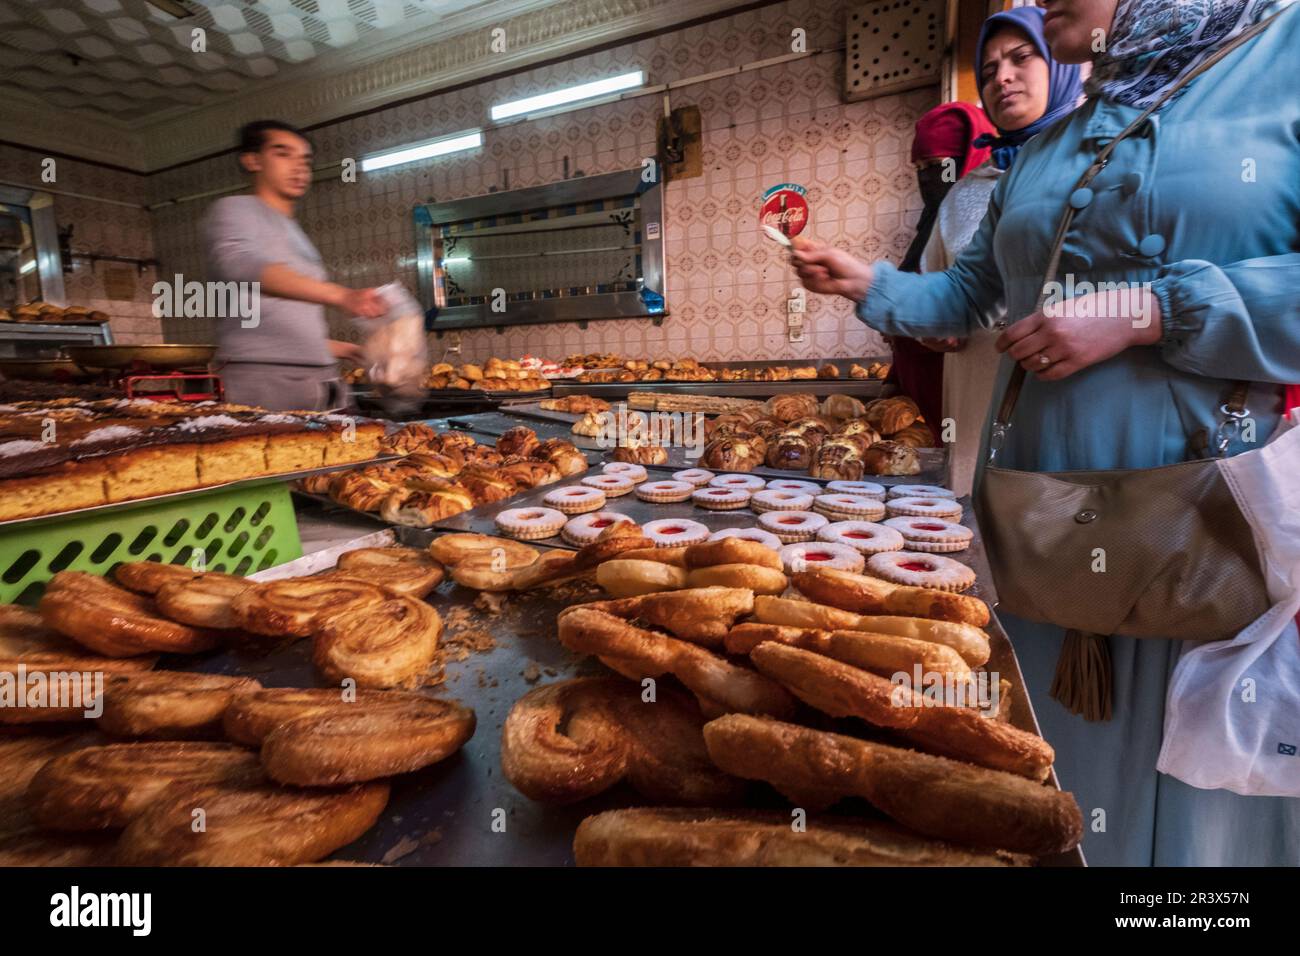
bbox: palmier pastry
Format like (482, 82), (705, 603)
(230, 576), (394, 637)
(112, 561), (202, 595)
(0, 604), (81, 656)
(40, 572), (220, 657)
(700, 434), (764, 472)
(861, 440), (921, 476)
(154, 572), (252, 629)
(501, 677), (742, 805)
(260, 695), (476, 786)
(312, 595), (441, 689)
(496, 426), (539, 458)
(114, 780), (390, 866)
(335, 546), (444, 598)
(27, 742), (263, 830)
(791, 566), (990, 627)
(222, 687), (419, 746)
(703, 715), (1081, 857)
(609, 443), (668, 466)
(531, 438), (588, 476)
(557, 605), (796, 718)
(497, 457), (561, 489)
(863, 396), (921, 435)
(98, 670), (261, 738)
(0, 655), (154, 723)
(573, 808), (1026, 867)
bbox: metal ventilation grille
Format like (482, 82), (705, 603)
(844, 0), (945, 101)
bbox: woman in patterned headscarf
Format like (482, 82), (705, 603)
(794, 0), (1300, 865)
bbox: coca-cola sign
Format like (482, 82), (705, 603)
(759, 183), (809, 238)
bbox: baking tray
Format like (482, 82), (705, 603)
(0, 455), (403, 530)
(167, 523), (1079, 866)
(551, 379), (891, 400)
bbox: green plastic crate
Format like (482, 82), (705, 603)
(0, 481), (303, 605)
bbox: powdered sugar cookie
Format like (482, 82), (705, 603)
(882, 516), (973, 553)
(708, 473), (766, 492)
(603, 462), (647, 483)
(886, 484), (956, 500)
(750, 489), (815, 513)
(707, 527), (782, 550)
(543, 485), (606, 514)
(562, 511), (634, 546)
(812, 493), (885, 522)
(886, 496), (963, 520)
(825, 480), (886, 499)
(778, 542), (866, 575)
(582, 474), (636, 497)
(765, 479), (822, 495)
(692, 487), (751, 510)
(817, 520), (906, 555)
(672, 468), (715, 487)
(635, 479), (696, 503)
(642, 518), (710, 548)
(495, 506), (567, 540)
(866, 551), (976, 592)
(757, 510), (828, 544)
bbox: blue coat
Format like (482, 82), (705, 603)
(853, 6), (1300, 866)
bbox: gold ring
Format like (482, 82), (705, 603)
(1037, 353), (1052, 367)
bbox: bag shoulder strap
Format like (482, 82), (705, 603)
(986, 14), (1279, 463)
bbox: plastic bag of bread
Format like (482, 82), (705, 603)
(357, 283), (428, 414)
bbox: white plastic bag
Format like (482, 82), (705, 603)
(1156, 413), (1300, 796)
(355, 282), (427, 415)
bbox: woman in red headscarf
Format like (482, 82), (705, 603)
(885, 102), (995, 451)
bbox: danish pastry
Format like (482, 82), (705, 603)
(260, 695), (476, 786)
(500, 677), (742, 805)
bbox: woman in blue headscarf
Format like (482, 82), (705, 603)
(923, 6), (1084, 495)
(793, 0), (1300, 865)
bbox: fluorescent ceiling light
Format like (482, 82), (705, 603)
(490, 71), (644, 121)
(442, 256), (470, 265)
(360, 129), (482, 172)
(19, 259), (36, 275)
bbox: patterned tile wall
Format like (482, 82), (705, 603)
(0, 144), (162, 345)
(153, 0), (938, 362)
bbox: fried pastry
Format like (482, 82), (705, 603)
(703, 715), (1082, 857)
(725, 623), (971, 680)
(111, 561), (202, 595)
(154, 572), (252, 629)
(260, 695), (476, 786)
(26, 742), (262, 830)
(429, 533), (538, 568)
(0, 604), (77, 655)
(557, 605), (797, 718)
(573, 808), (1028, 867)
(312, 595), (441, 689)
(230, 576), (394, 637)
(0, 831), (115, 866)
(0, 654), (154, 724)
(862, 440), (921, 476)
(40, 572), (220, 657)
(97, 670), (261, 739)
(335, 546), (444, 598)
(501, 677), (742, 805)
(114, 780), (389, 866)
(791, 566), (990, 627)
(590, 588), (754, 648)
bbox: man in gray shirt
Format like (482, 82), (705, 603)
(202, 120), (385, 411)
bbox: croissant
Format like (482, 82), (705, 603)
(701, 434), (765, 472)
(746, 417), (786, 441)
(819, 363), (841, 379)
(531, 438), (589, 476)
(810, 436), (871, 481)
(764, 393), (820, 422)
(497, 457), (561, 489)
(822, 394), (866, 420)
(766, 433), (816, 470)
(833, 419), (883, 444)
(861, 440), (921, 476)
(610, 444), (668, 465)
(891, 421), (938, 448)
(864, 397), (921, 436)
(496, 426), (539, 458)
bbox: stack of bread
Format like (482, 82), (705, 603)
(0, 303), (109, 325)
(0, 546), (474, 866)
(484, 523), (1081, 866)
(0, 399), (387, 522)
(298, 424), (586, 527)
(697, 393), (936, 477)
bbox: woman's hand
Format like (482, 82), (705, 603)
(790, 238), (875, 302)
(997, 287), (1163, 381)
(328, 339), (366, 364)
